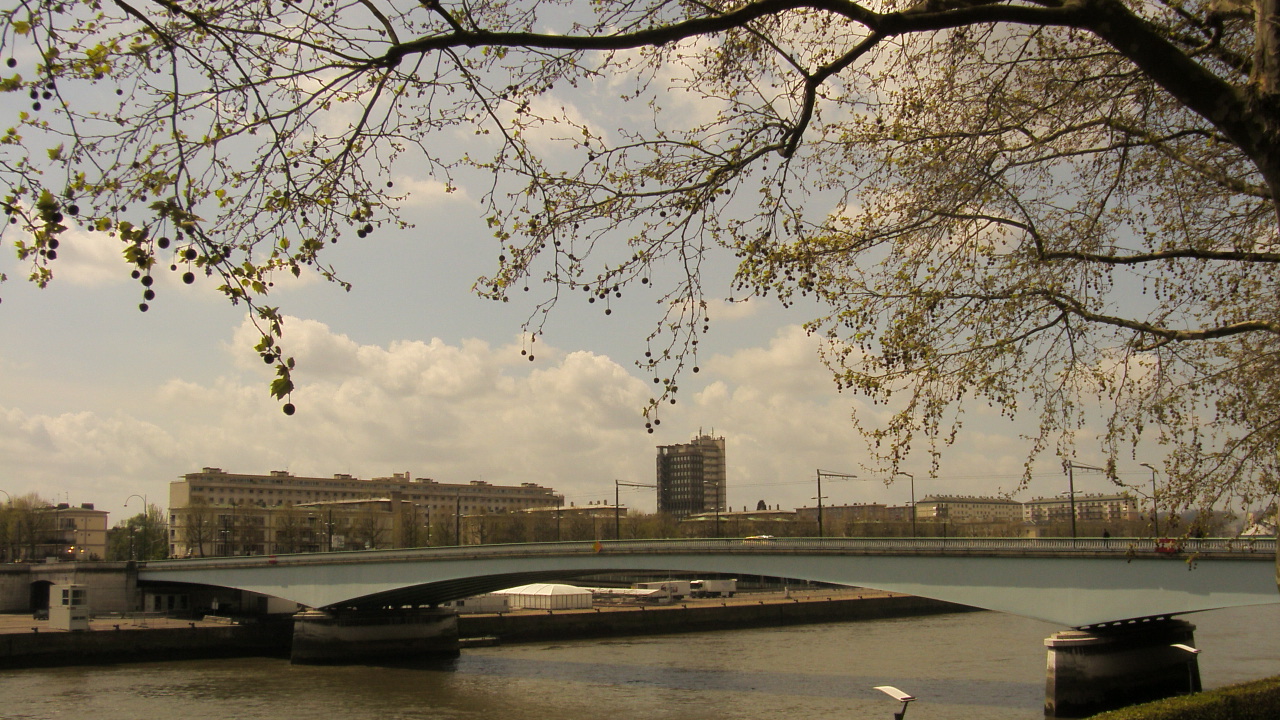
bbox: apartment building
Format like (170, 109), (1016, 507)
(1023, 493), (1141, 524)
(656, 434), (727, 519)
(168, 468), (563, 557)
(914, 495), (1024, 524)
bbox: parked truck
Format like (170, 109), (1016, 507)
(631, 581), (691, 600)
(690, 579), (737, 598)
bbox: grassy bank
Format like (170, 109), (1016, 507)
(1092, 677), (1280, 719)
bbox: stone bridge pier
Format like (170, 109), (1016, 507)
(290, 606), (459, 664)
(1045, 618), (1200, 718)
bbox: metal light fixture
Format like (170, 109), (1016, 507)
(1171, 643), (1201, 694)
(1140, 462), (1160, 537)
(875, 685), (916, 720)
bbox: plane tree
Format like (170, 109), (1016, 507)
(0, 0), (1277, 514)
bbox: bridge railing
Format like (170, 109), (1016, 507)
(141, 536), (1275, 571)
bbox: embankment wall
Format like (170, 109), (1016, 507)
(0, 594), (976, 667)
(0, 622), (292, 668)
(459, 595), (976, 643)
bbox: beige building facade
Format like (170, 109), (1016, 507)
(914, 496), (1024, 524)
(1023, 493), (1141, 524)
(168, 468), (563, 557)
(36, 504), (109, 562)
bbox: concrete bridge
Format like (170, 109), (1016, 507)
(21, 537), (1278, 717)
(139, 536), (1278, 628)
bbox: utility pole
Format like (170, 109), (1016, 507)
(815, 470), (858, 538)
(615, 480), (656, 540)
(1140, 463), (1160, 537)
(1063, 461), (1105, 539)
(896, 472), (916, 538)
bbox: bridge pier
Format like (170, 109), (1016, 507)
(290, 607), (459, 665)
(1044, 618), (1200, 718)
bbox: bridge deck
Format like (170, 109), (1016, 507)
(144, 536), (1276, 569)
(139, 537), (1278, 628)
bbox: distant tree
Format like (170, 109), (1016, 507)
(173, 500), (217, 558)
(271, 505), (313, 554)
(5, 494), (54, 560)
(563, 513), (601, 541)
(348, 508), (386, 550)
(2, 0), (1278, 519)
(631, 512), (681, 540)
(107, 504), (168, 560)
(395, 503), (429, 548)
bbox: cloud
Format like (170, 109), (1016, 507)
(395, 174), (475, 208)
(0, 315), (1082, 525)
(0, 405), (185, 507)
(705, 297), (762, 322)
(2, 315), (666, 518)
(42, 225), (129, 287)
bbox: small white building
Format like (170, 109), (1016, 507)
(493, 583), (593, 610)
(445, 594), (512, 614)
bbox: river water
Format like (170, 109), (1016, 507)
(3, 604), (1279, 720)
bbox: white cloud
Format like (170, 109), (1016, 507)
(0, 315), (1089, 525)
(705, 297), (762, 322)
(395, 174), (474, 208)
(43, 225), (128, 287)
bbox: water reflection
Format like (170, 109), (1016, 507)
(1, 605), (1277, 720)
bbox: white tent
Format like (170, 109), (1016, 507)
(493, 583), (593, 610)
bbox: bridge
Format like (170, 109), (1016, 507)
(139, 536), (1278, 628)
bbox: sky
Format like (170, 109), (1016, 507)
(0, 20), (1155, 526)
(0, 186), (1140, 523)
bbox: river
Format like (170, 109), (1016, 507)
(3, 604), (1278, 720)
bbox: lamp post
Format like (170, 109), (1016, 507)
(1062, 461), (1104, 539)
(124, 494), (147, 560)
(615, 480), (655, 540)
(815, 470), (858, 538)
(0, 489), (10, 562)
(896, 472), (916, 538)
(1171, 643), (1201, 694)
(1140, 462), (1160, 537)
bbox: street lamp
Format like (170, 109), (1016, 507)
(1140, 462), (1160, 537)
(815, 469), (858, 538)
(896, 472), (916, 538)
(124, 494), (147, 560)
(1171, 643), (1201, 694)
(875, 686), (916, 720)
(1062, 461), (1104, 539)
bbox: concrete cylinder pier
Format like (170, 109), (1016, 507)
(1045, 618), (1200, 718)
(291, 607), (460, 665)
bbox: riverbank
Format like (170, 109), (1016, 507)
(0, 613), (293, 668)
(0, 589), (975, 667)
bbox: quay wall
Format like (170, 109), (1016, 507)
(458, 594), (977, 643)
(0, 594), (976, 667)
(0, 621), (293, 668)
